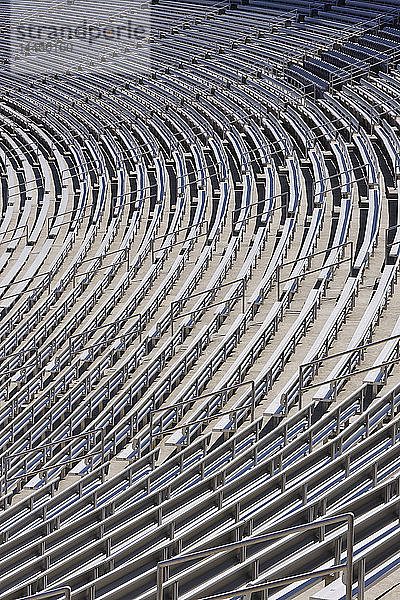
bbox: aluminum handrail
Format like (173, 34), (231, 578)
(68, 313), (143, 356)
(234, 202), (288, 227)
(311, 169), (377, 201)
(329, 45), (400, 90)
(7, 10), (400, 181)
(72, 247), (130, 287)
(385, 223), (400, 251)
(282, 240), (353, 271)
(1, 429), (105, 495)
(197, 567), (345, 600)
(0, 346), (38, 363)
(276, 240), (353, 299)
(312, 162), (370, 188)
(235, 162), (370, 232)
(156, 514), (355, 600)
(17, 588), (71, 600)
(170, 278), (246, 335)
(3, 73), (377, 198)
(68, 329), (141, 359)
(301, 355), (400, 405)
(46, 201), (98, 235)
(151, 220), (209, 262)
(4, 151), (106, 199)
(231, 190), (289, 226)
(0, 223), (28, 247)
(299, 332), (400, 405)
(0, 270), (52, 293)
(0, 246), (129, 304)
(149, 380), (255, 444)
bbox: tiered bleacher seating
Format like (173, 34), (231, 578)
(0, 1), (400, 599)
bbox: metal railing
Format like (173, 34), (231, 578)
(151, 221), (208, 262)
(0, 346), (39, 366)
(157, 514), (355, 600)
(149, 380), (255, 446)
(299, 332), (400, 406)
(46, 203), (96, 236)
(1, 429), (105, 496)
(385, 223), (400, 255)
(72, 247), (130, 287)
(3, 26), (397, 208)
(231, 191), (289, 228)
(315, 165), (375, 195)
(0, 245), (130, 304)
(0, 270), (52, 301)
(17, 588), (71, 600)
(329, 45), (400, 92)
(276, 240), (353, 300)
(0, 223), (28, 247)
(311, 162), (370, 193)
(68, 313), (143, 357)
(170, 278), (246, 335)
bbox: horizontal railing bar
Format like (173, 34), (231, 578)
(69, 313), (142, 341)
(152, 231), (208, 262)
(75, 247), (128, 267)
(233, 202), (287, 227)
(302, 332), (400, 372)
(175, 294), (244, 321)
(172, 278), (244, 307)
(70, 328), (142, 355)
(171, 278), (245, 335)
(151, 381), (254, 415)
(5, 429), (104, 460)
(71, 257), (128, 282)
(4, 454), (102, 483)
(152, 408), (252, 438)
(198, 565), (345, 600)
(278, 256), (352, 286)
(232, 190), (288, 215)
(150, 381), (255, 443)
(302, 355), (400, 396)
(153, 220), (208, 242)
(17, 586), (71, 600)
(157, 514), (354, 600)
(280, 240), (353, 270)
(2, 429), (105, 496)
(159, 513), (353, 566)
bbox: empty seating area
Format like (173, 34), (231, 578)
(0, 0), (400, 599)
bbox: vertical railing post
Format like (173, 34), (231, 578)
(276, 264), (280, 300)
(299, 365), (303, 410)
(251, 381), (255, 421)
(171, 301), (175, 336)
(346, 513), (354, 600)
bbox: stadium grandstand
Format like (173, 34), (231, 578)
(0, 0), (400, 599)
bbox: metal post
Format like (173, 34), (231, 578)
(350, 240), (354, 274)
(101, 429), (105, 465)
(299, 366), (303, 410)
(277, 264), (280, 300)
(157, 514), (355, 600)
(171, 302), (175, 337)
(251, 381), (255, 421)
(17, 587), (72, 600)
(346, 513), (354, 600)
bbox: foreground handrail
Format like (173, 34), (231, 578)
(17, 588), (71, 600)
(157, 514), (355, 600)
